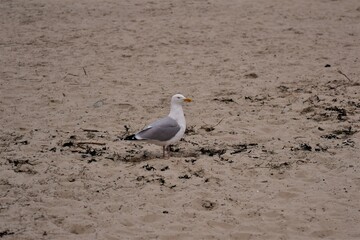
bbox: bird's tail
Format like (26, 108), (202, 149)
(124, 134), (138, 141)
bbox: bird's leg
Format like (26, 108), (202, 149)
(167, 146), (172, 158)
(162, 146), (171, 159)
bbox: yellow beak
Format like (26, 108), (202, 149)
(184, 98), (192, 102)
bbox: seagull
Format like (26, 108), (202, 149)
(124, 94), (192, 158)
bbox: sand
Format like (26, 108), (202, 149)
(1, 0), (360, 239)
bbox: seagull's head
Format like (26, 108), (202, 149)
(172, 94), (192, 105)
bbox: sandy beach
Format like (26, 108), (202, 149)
(1, 0), (360, 239)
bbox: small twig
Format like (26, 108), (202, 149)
(338, 70), (352, 81)
(83, 67), (87, 76)
(200, 118), (225, 132)
(201, 118), (224, 127)
(124, 125), (130, 134)
(62, 72), (79, 80)
(82, 129), (100, 132)
(68, 73), (79, 77)
(76, 142), (106, 146)
(214, 117), (224, 127)
(117, 125), (131, 140)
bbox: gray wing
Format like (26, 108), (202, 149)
(135, 116), (180, 142)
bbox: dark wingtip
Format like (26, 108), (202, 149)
(124, 134), (137, 141)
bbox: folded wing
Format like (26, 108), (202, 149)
(135, 116), (180, 142)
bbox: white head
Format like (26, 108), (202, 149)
(171, 94), (192, 105)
